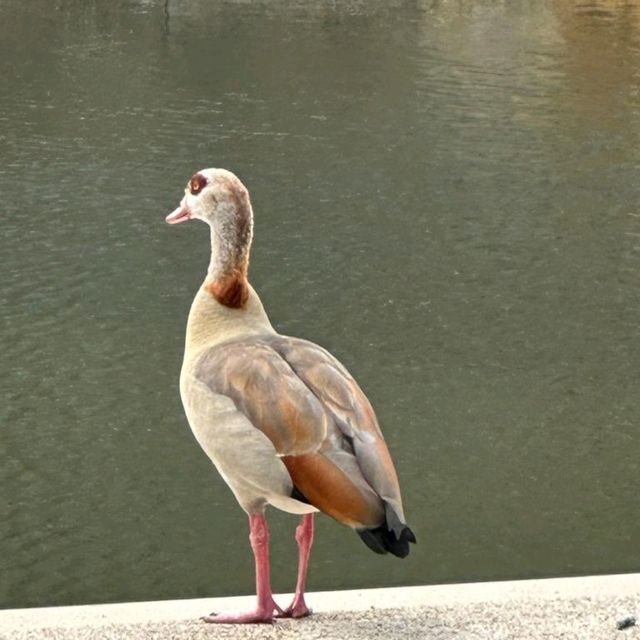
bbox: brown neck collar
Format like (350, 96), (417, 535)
(204, 268), (249, 309)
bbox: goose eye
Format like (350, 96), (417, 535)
(189, 174), (207, 195)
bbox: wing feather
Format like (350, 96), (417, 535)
(265, 335), (408, 531)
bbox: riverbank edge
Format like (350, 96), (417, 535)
(2, 572), (639, 634)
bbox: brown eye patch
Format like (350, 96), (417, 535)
(189, 173), (207, 195)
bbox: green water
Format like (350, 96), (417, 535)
(1, 0), (639, 608)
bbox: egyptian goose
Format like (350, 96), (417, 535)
(166, 168), (415, 624)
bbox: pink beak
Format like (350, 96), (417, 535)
(165, 202), (191, 225)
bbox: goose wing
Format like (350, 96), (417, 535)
(192, 335), (406, 530)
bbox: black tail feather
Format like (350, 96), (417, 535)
(357, 523), (416, 558)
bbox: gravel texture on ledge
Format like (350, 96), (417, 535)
(1, 573), (639, 640)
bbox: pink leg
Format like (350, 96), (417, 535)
(203, 513), (283, 624)
(280, 513), (314, 618)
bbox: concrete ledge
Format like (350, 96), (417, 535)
(1, 573), (639, 639)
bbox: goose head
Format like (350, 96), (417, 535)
(165, 168), (252, 233)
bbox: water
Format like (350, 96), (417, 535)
(1, 0), (639, 609)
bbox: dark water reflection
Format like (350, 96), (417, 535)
(1, 0), (639, 608)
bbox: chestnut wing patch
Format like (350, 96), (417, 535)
(282, 453), (382, 528)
